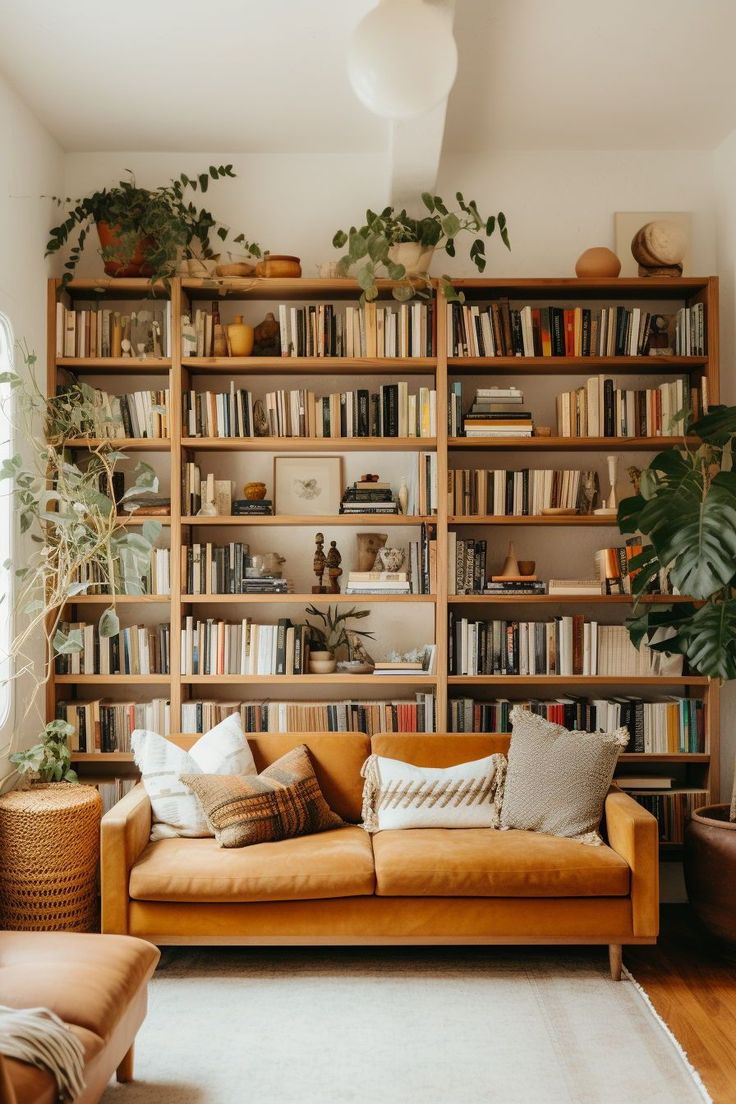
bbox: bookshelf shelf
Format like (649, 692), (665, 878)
(180, 514), (435, 527)
(182, 593), (437, 604)
(618, 753), (710, 763)
(115, 515), (172, 527)
(184, 356), (436, 375)
(448, 436), (697, 451)
(182, 436), (436, 452)
(48, 274), (722, 840)
(64, 438), (172, 451)
(448, 515), (620, 526)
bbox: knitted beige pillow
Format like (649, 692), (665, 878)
(500, 706), (629, 843)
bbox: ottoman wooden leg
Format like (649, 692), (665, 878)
(116, 1044), (135, 1083)
(609, 943), (623, 981)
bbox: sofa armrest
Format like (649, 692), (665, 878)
(101, 783), (151, 935)
(604, 787), (659, 938)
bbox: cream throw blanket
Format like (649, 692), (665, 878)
(0, 1005), (85, 1101)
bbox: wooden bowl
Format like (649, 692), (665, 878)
(215, 262), (255, 277)
(255, 254), (302, 278)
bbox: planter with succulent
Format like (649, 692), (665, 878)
(0, 348), (162, 730)
(46, 165), (263, 284)
(304, 604), (374, 674)
(9, 720), (78, 784)
(617, 402), (736, 948)
(332, 192), (510, 302)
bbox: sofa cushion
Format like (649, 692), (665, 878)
(372, 828), (630, 897)
(129, 826), (376, 902)
(0, 932), (159, 1042)
(247, 733), (371, 823)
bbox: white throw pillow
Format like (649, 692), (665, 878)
(360, 752), (506, 833)
(131, 713), (256, 840)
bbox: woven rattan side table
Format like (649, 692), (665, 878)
(0, 783), (102, 931)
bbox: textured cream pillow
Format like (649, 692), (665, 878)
(360, 752), (506, 833)
(131, 713), (256, 840)
(500, 706), (628, 843)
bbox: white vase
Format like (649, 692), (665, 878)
(388, 242), (435, 276)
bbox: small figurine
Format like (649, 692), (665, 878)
(326, 540), (343, 593)
(356, 532), (387, 572)
(252, 399), (269, 437)
(253, 312), (281, 357)
(377, 547), (405, 572)
(628, 466), (642, 496)
(360, 473), (380, 483)
(312, 532), (327, 594)
(595, 455), (620, 516)
(581, 470), (599, 514)
(347, 631), (375, 668)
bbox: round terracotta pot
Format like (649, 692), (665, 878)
(574, 246), (621, 278)
(684, 804), (736, 946)
(96, 220), (154, 278)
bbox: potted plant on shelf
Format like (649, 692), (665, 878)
(617, 401), (736, 949)
(332, 192), (510, 302)
(45, 166), (263, 284)
(0, 347), (162, 709)
(304, 604), (374, 674)
(10, 720), (78, 784)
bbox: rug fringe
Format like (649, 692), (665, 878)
(623, 966), (713, 1104)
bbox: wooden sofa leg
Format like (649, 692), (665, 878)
(609, 944), (623, 981)
(116, 1044), (135, 1083)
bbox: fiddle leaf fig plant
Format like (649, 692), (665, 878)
(304, 604), (374, 657)
(46, 165), (263, 284)
(0, 346), (162, 707)
(618, 403), (736, 682)
(10, 720), (78, 783)
(332, 192), (510, 302)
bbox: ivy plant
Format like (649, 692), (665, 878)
(332, 192), (510, 302)
(46, 165), (263, 284)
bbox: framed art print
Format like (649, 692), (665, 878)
(273, 455), (343, 516)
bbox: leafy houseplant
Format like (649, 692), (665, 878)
(332, 192), (510, 302)
(616, 402), (736, 946)
(304, 604), (374, 659)
(0, 347), (162, 708)
(46, 165), (262, 284)
(10, 720), (78, 783)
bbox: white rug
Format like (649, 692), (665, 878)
(102, 948), (710, 1104)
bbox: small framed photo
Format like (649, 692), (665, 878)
(273, 455), (343, 516)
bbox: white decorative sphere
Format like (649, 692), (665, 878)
(347, 0), (458, 120)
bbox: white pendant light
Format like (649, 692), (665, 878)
(348, 0), (458, 120)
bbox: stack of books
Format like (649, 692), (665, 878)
(373, 646), (437, 676)
(547, 579), (603, 596)
(232, 498), (273, 517)
(485, 580), (547, 596)
(462, 387), (533, 438)
(340, 480), (398, 515)
(345, 570), (411, 596)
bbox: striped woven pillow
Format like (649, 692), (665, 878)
(182, 744), (343, 848)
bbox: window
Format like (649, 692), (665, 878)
(0, 313), (14, 750)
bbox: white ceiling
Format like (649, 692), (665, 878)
(1, 0), (736, 154)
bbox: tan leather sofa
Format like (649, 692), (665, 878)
(101, 733), (659, 978)
(0, 931), (159, 1104)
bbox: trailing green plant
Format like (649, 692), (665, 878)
(304, 604), (374, 657)
(0, 346), (162, 706)
(618, 402), (736, 681)
(9, 719), (78, 783)
(46, 165), (262, 284)
(332, 192), (510, 302)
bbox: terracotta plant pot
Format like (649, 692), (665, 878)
(96, 221), (154, 278)
(684, 804), (736, 947)
(388, 242), (435, 276)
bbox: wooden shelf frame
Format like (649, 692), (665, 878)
(48, 275), (721, 816)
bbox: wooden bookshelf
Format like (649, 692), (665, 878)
(48, 274), (721, 848)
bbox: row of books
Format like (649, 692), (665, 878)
(65, 385), (171, 440)
(447, 697), (705, 753)
(93, 778), (137, 815)
(183, 383), (437, 439)
(54, 622), (171, 675)
(277, 302), (435, 358)
(70, 547), (171, 597)
(55, 304), (171, 359)
(555, 376), (694, 438)
(445, 301), (706, 358)
(447, 468), (597, 517)
(181, 466), (232, 516)
(181, 543), (288, 596)
(629, 791), (707, 844)
(181, 695), (436, 734)
(180, 617), (311, 676)
(56, 699), (171, 752)
(448, 615), (684, 677)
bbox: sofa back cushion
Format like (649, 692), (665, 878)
(371, 734), (510, 767)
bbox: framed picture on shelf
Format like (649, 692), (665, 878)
(273, 455), (343, 516)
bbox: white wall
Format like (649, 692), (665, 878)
(0, 71), (63, 784)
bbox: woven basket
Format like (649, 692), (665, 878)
(0, 783), (102, 931)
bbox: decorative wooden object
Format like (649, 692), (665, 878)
(312, 532), (327, 593)
(326, 540), (343, 593)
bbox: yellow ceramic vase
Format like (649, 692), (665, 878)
(227, 315), (254, 357)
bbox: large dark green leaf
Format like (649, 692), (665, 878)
(691, 404), (736, 446)
(679, 598), (736, 679)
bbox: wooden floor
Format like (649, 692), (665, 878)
(626, 905), (736, 1104)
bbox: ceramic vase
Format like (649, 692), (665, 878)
(227, 315), (254, 357)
